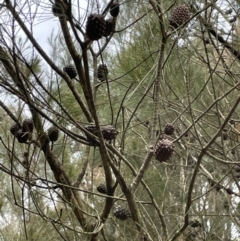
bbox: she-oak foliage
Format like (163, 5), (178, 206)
(0, 0), (240, 240)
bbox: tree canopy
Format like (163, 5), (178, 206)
(0, 0), (240, 240)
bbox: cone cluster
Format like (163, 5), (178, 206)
(86, 14), (106, 40)
(63, 64), (77, 79)
(169, 5), (190, 29)
(154, 139), (174, 162)
(86, 2), (119, 41)
(10, 119), (34, 144)
(84, 124), (118, 142)
(113, 205), (131, 221)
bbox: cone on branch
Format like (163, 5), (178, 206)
(22, 119), (34, 133)
(110, 2), (120, 17)
(48, 126), (59, 142)
(226, 188), (234, 195)
(169, 5), (190, 29)
(103, 18), (115, 37)
(164, 123), (174, 135)
(63, 64), (77, 79)
(102, 125), (118, 141)
(86, 14), (106, 40)
(97, 183), (107, 194)
(84, 124), (98, 136)
(154, 139), (174, 162)
(84, 124), (118, 142)
(113, 205), (131, 221)
(84, 124), (99, 146)
(15, 130), (29, 143)
(10, 123), (22, 136)
(97, 64), (108, 81)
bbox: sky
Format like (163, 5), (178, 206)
(17, 1), (88, 53)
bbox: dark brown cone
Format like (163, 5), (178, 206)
(63, 64), (77, 79)
(22, 119), (34, 133)
(102, 125), (118, 141)
(84, 124), (98, 135)
(48, 126), (59, 142)
(226, 188), (234, 195)
(113, 205), (131, 221)
(10, 123), (22, 136)
(164, 123), (174, 135)
(97, 64), (108, 81)
(169, 5), (190, 29)
(97, 183), (107, 194)
(86, 14), (106, 40)
(103, 18), (115, 37)
(15, 130), (29, 143)
(110, 2), (120, 17)
(154, 139), (174, 162)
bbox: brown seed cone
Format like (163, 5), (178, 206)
(226, 188), (234, 195)
(110, 2), (120, 17)
(10, 123), (22, 136)
(103, 18), (115, 37)
(102, 125), (118, 141)
(169, 5), (190, 29)
(84, 124), (99, 146)
(164, 123), (174, 135)
(15, 130), (29, 143)
(154, 139), (174, 162)
(84, 124), (98, 135)
(86, 14), (106, 40)
(97, 64), (108, 81)
(63, 64), (77, 79)
(113, 205), (131, 221)
(97, 183), (107, 194)
(48, 126), (59, 142)
(22, 119), (34, 133)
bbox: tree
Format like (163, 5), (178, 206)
(1, 0), (240, 240)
